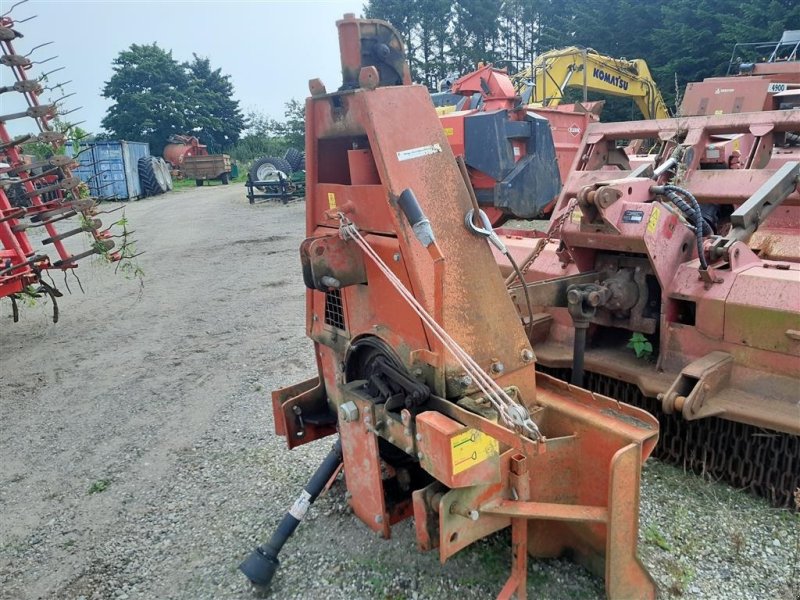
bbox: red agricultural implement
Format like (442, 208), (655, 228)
(1, 6), (123, 321)
(242, 15), (660, 600)
(162, 134), (207, 169)
(496, 35), (800, 507)
(438, 64), (600, 225)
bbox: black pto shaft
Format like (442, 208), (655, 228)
(240, 438), (343, 590)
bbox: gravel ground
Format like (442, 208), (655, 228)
(1, 184), (797, 600)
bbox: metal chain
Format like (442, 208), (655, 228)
(524, 197), (578, 275)
(505, 197), (579, 287)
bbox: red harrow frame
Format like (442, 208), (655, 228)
(0, 7), (123, 321)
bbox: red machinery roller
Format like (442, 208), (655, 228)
(243, 15), (660, 600)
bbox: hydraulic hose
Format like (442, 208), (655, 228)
(506, 250), (534, 339)
(240, 439), (343, 590)
(652, 184), (710, 269)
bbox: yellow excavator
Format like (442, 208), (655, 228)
(512, 46), (671, 120)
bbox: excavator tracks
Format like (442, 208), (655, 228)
(540, 367), (800, 509)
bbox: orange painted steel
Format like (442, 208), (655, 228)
(271, 14), (659, 599)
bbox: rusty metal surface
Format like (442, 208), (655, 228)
(500, 98), (800, 506)
(542, 366), (800, 508)
(271, 16), (664, 598)
(582, 108), (800, 140)
(338, 387), (391, 539)
(179, 154), (231, 179)
(271, 374), (336, 450)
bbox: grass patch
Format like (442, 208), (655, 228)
(665, 560), (696, 596)
(87, 479), (111, 494)
(644, 524), (672, 551)
(172, 172), (247, 189)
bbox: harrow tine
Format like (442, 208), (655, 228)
(94, 205), (127, 216)
(0, 0), (29, 18)
(24, 177), (81, 197)
(104, 229), (135, 238)
(59, 119), (86, 131)
(0, 207), (25, 224)
(43, 80), (71, 92)
(51, 91), (76, 104)
(41, 219), (101, 245)
(0, 109), (31, 121)
(0, 254), (45, 277)
(28, 199), (94, 220)
(36, 279), (61, 322)
(0, 134), (32, 150)
(0, 104), (56, 121)
(16, 166), (60, 183)
(52, 238), (114, 268)
(9, 294), (19, 323)
(14, 210), (76, 230)
(37, 66), (65, 80)
(31, 54), (57, 66)
(6, 154), (74, 175)
(71, 145), (92, 158)
(57, 105), (82, 117)
(94, 181), (117, 192)
(23, 40), (53, 57)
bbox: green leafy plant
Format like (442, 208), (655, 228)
(627, 332), (653, 359)
(81, 211), (145, 291)
(87, 479), (111, 494)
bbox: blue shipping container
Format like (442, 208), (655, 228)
(67, 141), (150, 200)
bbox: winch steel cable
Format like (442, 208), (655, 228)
(338, 214), (543, 441)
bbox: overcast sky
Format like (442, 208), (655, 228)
(0, 0), (361, 136)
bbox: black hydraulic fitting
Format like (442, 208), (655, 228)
(398, 188), (435, 247)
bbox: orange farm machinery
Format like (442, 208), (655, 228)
(0, 8), (125, 322)
(437, 64), (601, 225)
(162, 134), (208, 169)
(242, 15), (662, 600)
(496, 32), (800, 508)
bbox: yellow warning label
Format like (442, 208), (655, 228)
(443, 127), (454, 136)
(647, 206), (661, 234)
(451, 428), (499, 475)
(733, 138), (740, 152)
(327, 192), (336, 209)
(571, 208), (583, 223)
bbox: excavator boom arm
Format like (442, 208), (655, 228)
(514, 47), (671, 120)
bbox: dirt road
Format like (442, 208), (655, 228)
(1, 184), (796, 600)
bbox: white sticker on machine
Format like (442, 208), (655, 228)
(396, 143), (442, 162)
(288, 490), (312, 521)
